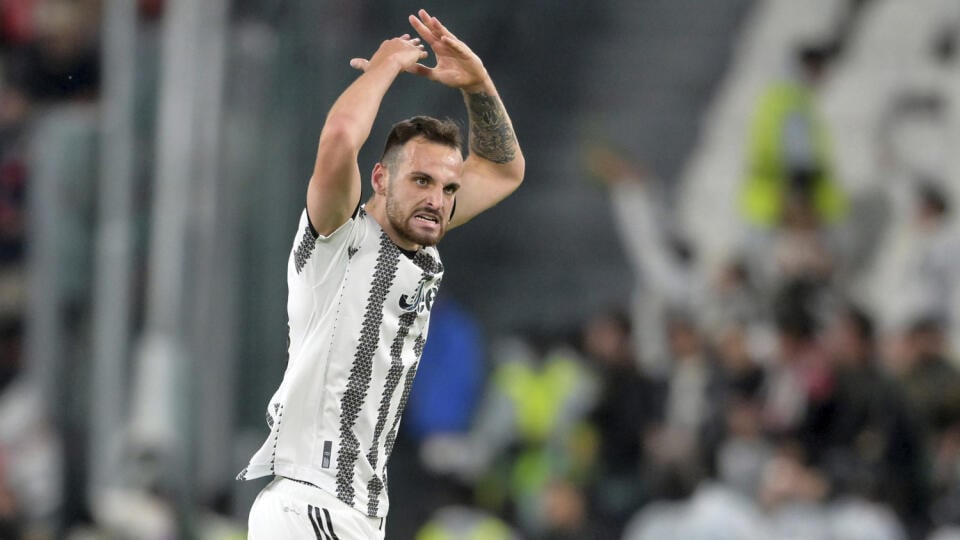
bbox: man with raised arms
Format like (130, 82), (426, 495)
(240, 9), (524, 540)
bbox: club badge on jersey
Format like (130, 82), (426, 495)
(399, 275), (440, 314)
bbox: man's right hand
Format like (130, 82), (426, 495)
(584, 145), (648, 186)
(349, 34), (427, 74)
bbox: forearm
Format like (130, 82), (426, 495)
(314, 62), (401, 173)
(610, 181), (683, 293)
(462, 77), (523, 176)
(445, 77), (524, 227)
(308, 60), (404, 233)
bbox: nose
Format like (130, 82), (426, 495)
(425, 185), (444, 210)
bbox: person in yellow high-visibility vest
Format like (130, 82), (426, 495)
(424, 338), (597, 535)
(416, 506), (519, 540)
(741, 44), (847, 227)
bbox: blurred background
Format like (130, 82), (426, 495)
(1, 0), (959, 538)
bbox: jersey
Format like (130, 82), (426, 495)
(239, 206), (444, 519)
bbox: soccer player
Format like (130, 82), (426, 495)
(240, 9), (524, 539)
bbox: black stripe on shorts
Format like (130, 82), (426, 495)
(307, 505), (340, 540)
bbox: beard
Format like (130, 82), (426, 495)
(385, 191), (445, 247)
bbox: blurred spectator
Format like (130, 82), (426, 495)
(429, 336), (597, 536)
(0, 84), (28, 322)
(714, 384), (772, 501)
(752, 292), (830, 519)
(740, 43), (847, 229)
(753, 303), (930, 538)
(622, 484), (770, 540)
(407, 296), (485, 442)
(893, 316), (960, 513)
(895, 317), (960, 436)
(712, 322), (771, 499)
(587, 147), (771, 375)
(585, 146), (705, 374)
(4, 0), (100, 103)
(869, 181), (960, 340)
(770, 194), (836, 283)
(580, 309), (664, 536)
(644, 310), (724, 501)
(536, 480), (588, 540)
(739, 184), (848, 302)
(702, 259), (767, 339)
(0, 318), (61, 538)
(812, 304), (927, 533)
(416, 505), (520, 540)
(624, 481), (908, 540)
(714, 322), (766, 400)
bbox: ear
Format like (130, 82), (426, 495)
(371, 162), (388, 196)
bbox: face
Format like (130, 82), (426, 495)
(583, 316), (629, 367)
(667, 318), (700, 359)
(379, 138), (462, 248)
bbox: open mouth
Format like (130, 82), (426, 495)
(414, 213), (440, 225)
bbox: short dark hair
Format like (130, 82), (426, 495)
(381, 116), (462, 167)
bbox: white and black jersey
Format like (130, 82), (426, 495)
(239, 206), (443, 519)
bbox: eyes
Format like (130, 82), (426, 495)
(412, 175), (459, 195)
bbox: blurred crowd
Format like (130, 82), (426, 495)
(397, 30), (960, 540)
(398, 172), (960, 540)
(0, 0), (102, 538)
(0, 1), (957, 540)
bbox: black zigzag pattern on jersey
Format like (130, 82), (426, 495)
(412, 249), (443, 275)
(335, 231), (399, 506)
(382, 334), (426, 471)
(268, 403), (284, 474)
(365, 308), (418, 516)
(294, 224), (317, 274)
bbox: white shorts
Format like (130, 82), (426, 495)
(248, 477), (386, 540)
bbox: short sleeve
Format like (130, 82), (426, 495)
(289, 207), (365, 285)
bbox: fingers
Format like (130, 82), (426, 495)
(399, 33), (427, 53)
(440, 35), (468, 56)
(419, 9), (458, 40)
(410, 9), (458, 44)
(408, 13), (439, 45)
(418, 9), (439, 33)
(358, 34), (426, 73)
(417, 9), (439, 35)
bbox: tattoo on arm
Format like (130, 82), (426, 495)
(466, 92), (517, 164)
